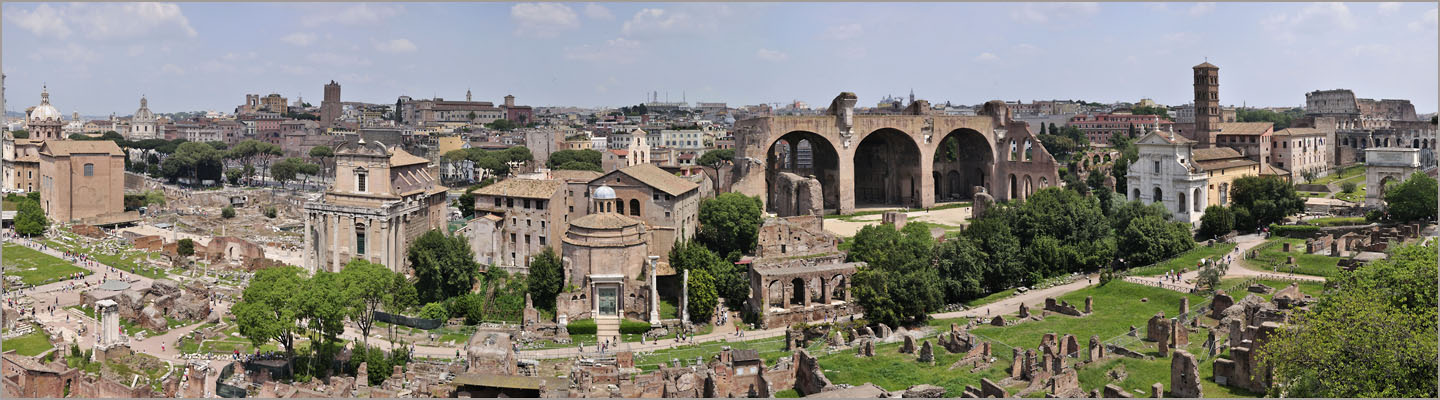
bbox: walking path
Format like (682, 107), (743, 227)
(1124, 234), (1328, 295)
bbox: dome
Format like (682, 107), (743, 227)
(593, 185), (616, 200)
(134, 97), (155, 121)
(29, 87), (61, 122)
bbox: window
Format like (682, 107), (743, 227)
(536, 200), (546, 210)
(495, 197), (502, 207)
(507, 198), (514, 208)
(525, 234), (530, 244)
(1153, 161), (1160, 173)
(356, 169), (368, 192)
(510, 233), (516, 243)
(539, 236), (547, 246)
(355, 230), (367, 255)
(523, 199), (531, 209)
(83, 163), (94, 177)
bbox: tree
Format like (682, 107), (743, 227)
(270, 158), (299, 189)
(1197, 205), (1235, 240)
(547, 149), (603, 170)
(671, 241), (748, 309)
(298, 270), (347, 369)
(14, 198), (48, 237)
(504, 146), (533, 163)
(309, 145), (334, 176)
(1230, 176), (1304, 230)
(162, 141), (225, 185)
(526, 248), (564, 311)
(408, 230), (480, 304)
(555, 161), (602, 172)
(221, 206), (236, 219)
(1196, 259), (1227, 294)
(383, 273), (418, 351)
(1257, 242), (1437, 398)
(1010, 188), (1114, 274)
(1382, 172), (1437, 222)
(234, 266), (304, 375)
(485, 119), (517, 131)
(177, 239), (195, 257)
(225, 140), (282, 182)
(697, 193), (764, 256)
(847, 223), (942, 327)
(1236, 108), (1301, 130)
(1117, 215), (1195, 268)
(340, 260), (394, 347)
(697, 149), (734, 168)
(686, 268), (717, 324)
(10, 129), (28, 139)
(1340, 181), (1357, 194)
(263, 206), (278, 219)
(1110, 146), (1138, 194)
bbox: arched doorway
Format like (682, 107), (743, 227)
(1152, 187), (1163, 205)
(854, 128), (921, 207)
(790, 278), (807, 307)
(1177, 191), (1187, 214)
(1010, 174), (1019, 200)
(830, 275), (846, 301)
(767, 281), (784, 309)
(931, 129), (993, 201)
(767, 131), (840, 212)
(1131, 188), (1141, 201)
(1193, 188), (1203, 212)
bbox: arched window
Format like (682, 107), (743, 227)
(629, 199), (641, 216)
(1193, 188), (1203, 212)
(1023, 140), (1034, 161)
(1009, 140), (1018, 161)
(1131, 188), (1141, 201)
(1152, 187), (1163, 204)
(1177, 191), (1187, 214)
(83, 163), (94, 177)
(617, 199), (626, 215)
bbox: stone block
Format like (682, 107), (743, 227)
(902, 384), (946, 398)
(901, 335), (917, 354)
(980, 378), (1007, 398)
(917, 340), (934, 363)
(1103, 384), (1134, 398)
(1151, 383), (1164, 398)
(1169, 350), (1201, 398)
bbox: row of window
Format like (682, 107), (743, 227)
(493, 196), (549, 210)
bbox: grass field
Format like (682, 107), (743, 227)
(1247, 238), (1341, 278)
(634, 333), (792, 371)
(1218, 278), (1326, 302)
(815, 282), (1259, 397)
(7, 325), (55, 356)
(1305, 165), (1365, 186)
(1334, 182), (1366, 203)
(3, 243), (90, 286)
(1127, 242), (1238, 277)
(1304, 216), (1367, 227)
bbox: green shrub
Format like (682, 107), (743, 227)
(418, 302), (447, 320)
(262, 206), (277, 219)
(1269, 223), (1320, 237)
(567, 319), (597, 335)
(221, 206), (236, 219)
(1340, 181), (1357, 193)
(1365, 210), (1385, 222)
(619, 319), (652, 335)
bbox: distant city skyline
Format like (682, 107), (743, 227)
(3, 2), (1436, 115)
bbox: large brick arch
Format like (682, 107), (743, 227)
(732, 94), (1058, 213)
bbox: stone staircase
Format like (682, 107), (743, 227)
(595, 316), (621, 345)
(3, 323), (36, 339)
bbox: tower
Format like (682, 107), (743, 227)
(27, 85), (64, 141)
(1193, 61), (1220, 146)
(466, 89), (472, 102)
(504, 95), (515, 108)
(321, 80), (341, 129)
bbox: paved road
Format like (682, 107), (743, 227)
(1124, 234), (1327, 295)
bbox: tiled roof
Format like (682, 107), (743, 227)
(569, 212), (643, 230)
(1260, 163), (1289, 176)
(1215, 122), (1273, 136)
(1195, 158), (1258, 171)
(1272, 127), (1325, 136)
(1194, 61), (1218, 69)
(1191, 146), (1244, 161)
(40, 140), (124, 156)
(615, 163), (698, 196)
(388, 147), (430, 166)
(550, 170), (602, 183)
(474, 178), (563, 199)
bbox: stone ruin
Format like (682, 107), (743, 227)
(770, 172), (823, 217)
(82, 278), (213, 334)
(1208, 292), (1234, 320)
(1043, 297), (1088, 317)
(972, 186), (995, 219)
(1214, 322), (1279, 393)
(916, 341), (935, 364)
(1018, 302), (1030, 318)
(1102, 383), (1133, 398)
(1170, 349), (1202, 398)
(901, 335), (917, 354)
(881, 211), (907, 230)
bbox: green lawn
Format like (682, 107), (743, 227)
(1305, 165), (1365, 186)
(1217, 278), (1325, 302)
(3, 243), (91, 286)
(1, 200), (15, 211)
(774, 388), (800, 398)
(1127, 242), (1238, 277)
(1334, 183), (1366, 203)
(7, 326), (55, 356)
(817, 282), (1254, 397)
(1247, 238), (1341, 277)
(964, 288), (1018, 308)
(1304, 216), (1367, 227)
(634, 333), (789, 371)
(659, 299), (679, 320)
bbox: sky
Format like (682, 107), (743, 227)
(3, 2), (1437, 116)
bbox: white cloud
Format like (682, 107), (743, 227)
(281, 32), (317, 47)
(30, 43), (100, 64)
(307, 52), (371, 67)
(1261, 3), (1356, 43)
(161, 64), (185, 75)
(975, 52), (998, 61)
(820, 23), (863, 41)
(6, 3), (195, 41)
(621, 8), (713, 37)
(374, 38), (418, 53)
(511, 3), (579, 38)
(1348, 44), (1392, 58)
(1188, 3), (1215, 16)
(303, 4), (402, 27)
(584, 3), (614, 20)
(279, 65), (311, 75)
(1012, 43), (1040, 55)
(563, 38), (642, 63)
(1143, 3), (1168, 12)
(1162, 32), (1199, 44)
(756, 48), (789, 62)
(838, 47), (868, 61)
(1409, 8), (1438, 32)
(221, 52), (258, 62)
(1010, 3), (1098, 24)
(4, 4), (72, 38)
(1378, 2), (1402, 15)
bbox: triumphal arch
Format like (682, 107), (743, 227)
(732, 93), (1061, 215)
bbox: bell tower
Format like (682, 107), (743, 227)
(1193, 61), (1220, 146)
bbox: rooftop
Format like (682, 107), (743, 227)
(474, 178), (564, 199)
(40, 140), (124, 156)
(1215, 122), (1274, 136)
(614, 163), (699, 196)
